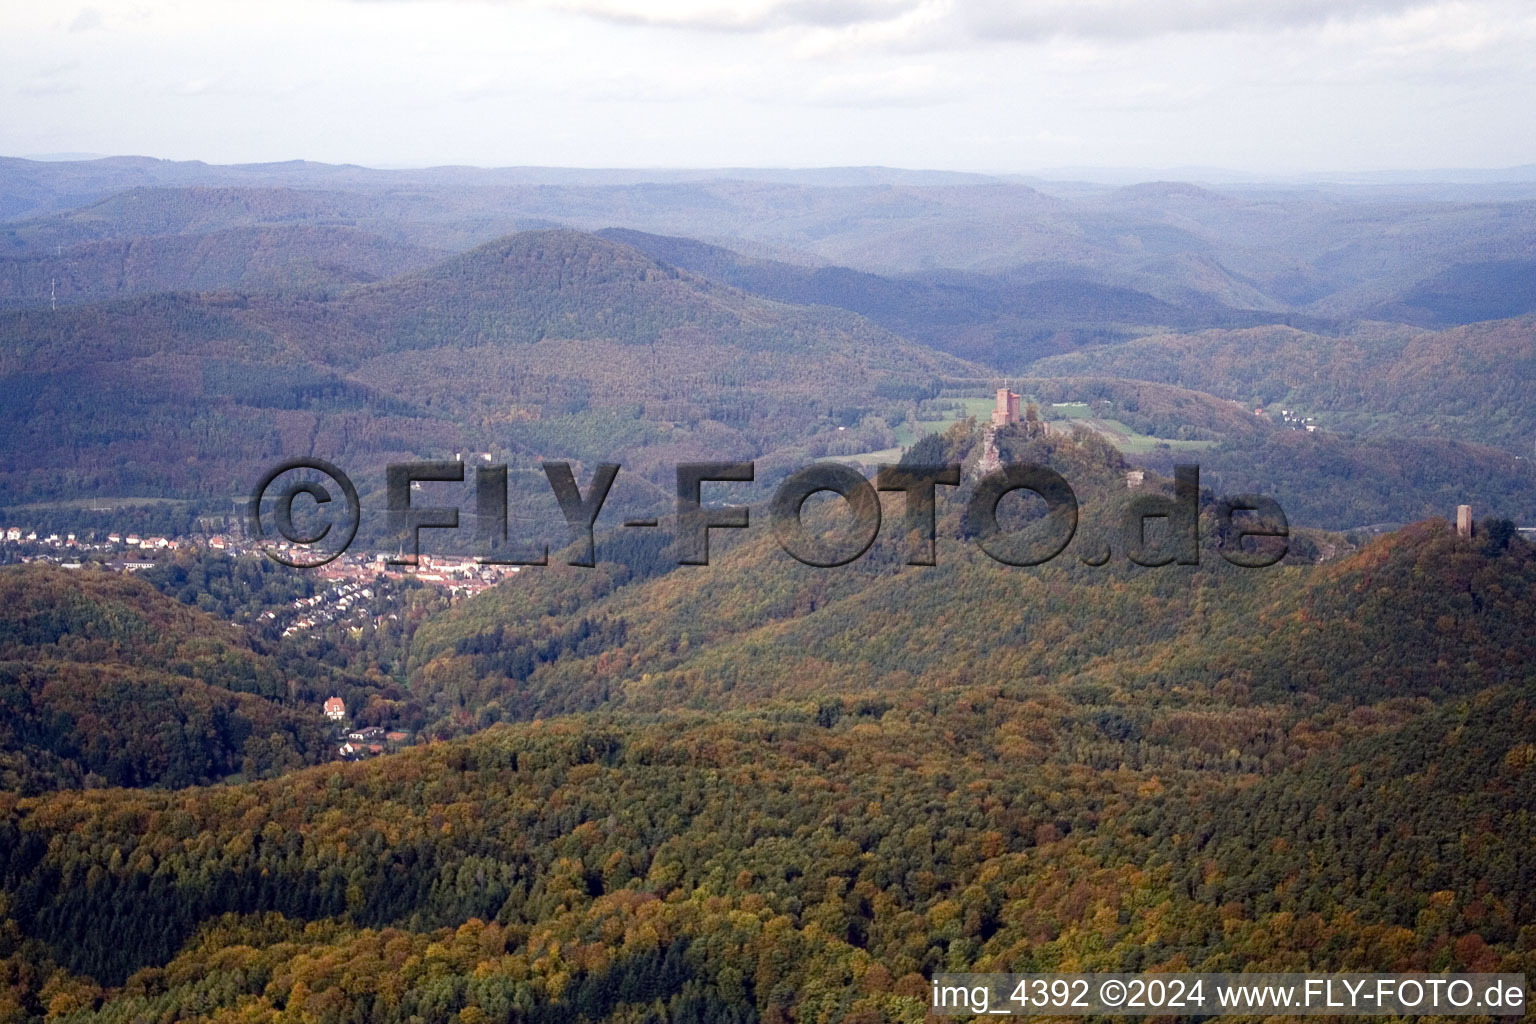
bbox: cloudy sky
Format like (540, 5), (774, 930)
(3, 0), (1534, 173)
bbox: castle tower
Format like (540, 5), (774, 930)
(991, 388), (1021, 427)
(1456, 505), (1473, 538)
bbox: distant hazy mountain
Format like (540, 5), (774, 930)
(599, 227), (1294, 367)
(0, 156), (1002, 221)
(0, 224), (445, 307)
(0, 229), (981, 514)
(5, 158), (1536, 325)
(1368, 258), (1536, 326)
(5, 157), (1536, 1023)
(3, 158), (1535, 537)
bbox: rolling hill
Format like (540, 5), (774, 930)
(0, 224), (445, 309)
(0, 230), (983, 529)
(597, 229), (1285, 368)
(7, 158), (1536, 327)
(0, 480), (1530, 1018)
(0, 566), (335, 793)
(5, 158), (1536, 1024)
(398, 430), (1532, 732)
(1031, 317), (1536, 452)
(1159, 430), (1536, 531)
(1370, 258), (1536, 326)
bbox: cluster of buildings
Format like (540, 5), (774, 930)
(360, 553), (514, 591)
(276, 581), (377, 638)
(1, 527), (192, 572)
(2, 527), (177, 550)
(2, 522), (520, 597)
(338, 726), (410, 759)
(264, 557), (518, 641)
(260, 555), (520, 641)
(3, 526), (523, 654)
(323, 697), (411, 759)
(1257, 406), (1318, 432)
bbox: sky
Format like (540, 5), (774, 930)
(2, 0), (1535, 174)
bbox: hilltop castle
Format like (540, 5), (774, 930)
(990, 387), (1050, 438)
(991, 388), (1021, 427)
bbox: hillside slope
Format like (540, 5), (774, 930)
(0, 566), (334, 792)
(597, 228), (1283, 368)
(0, 523), (1530, 1018)
(400, 432), (1532, 734)
(1031, 317), (1536, 451)
(0, 230), (984, 518)
(0, 225), (444, 308)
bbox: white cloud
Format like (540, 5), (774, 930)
(68, 7), (104, 32)
(951, 0), (1436, 42)
(1, 0), (1534, 172)
(806, 64), (959, 107)
(552, 0), (926, 33)
(426, 0), (1456, 45)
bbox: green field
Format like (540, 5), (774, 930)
(839, 395), (997, 465)
(845, 394), (1214, 464)
(1050, 401), (1092, 418)
(893, 396), (998, 447)
(1072, 417), (1217, 454)
(0, 496), (194, 514)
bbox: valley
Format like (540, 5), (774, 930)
(0, 156), (1533, 1024)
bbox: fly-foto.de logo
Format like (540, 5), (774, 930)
(249, 458), (1288, 570)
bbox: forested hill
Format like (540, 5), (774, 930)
(3, 160), (1536, 1022)
(1162, 517), (1536, 701)
(326, 230), (974, 369)
(0, 522), (1531, 1018)
(595, 228), (1278, 367)
(0, 566), (336, 792)
(0, 448), (1533, 1018)
(0, 224), (445, 308)
(0, 229), (982, 511)
(1030, 316), (1536, 452)
(2, 695), (1531, 1017)
(396, 429), (1532, 737)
